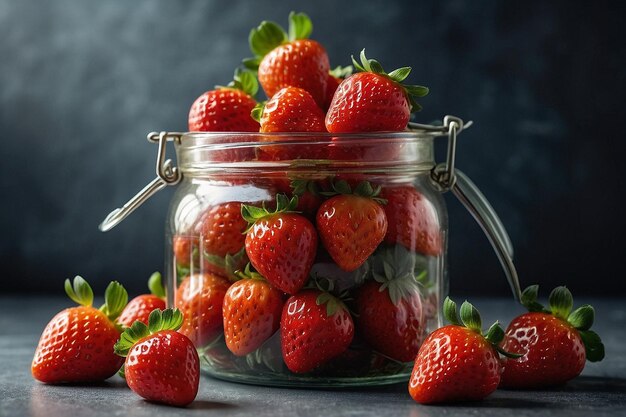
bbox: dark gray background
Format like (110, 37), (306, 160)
(2, 0), (625, 297)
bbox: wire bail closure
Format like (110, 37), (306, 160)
(98, 132), (182, 232)
(430, 115), (464, 192)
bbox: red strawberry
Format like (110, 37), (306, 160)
(117, 272), (167, 328)
(194, 201), (249, 280)
(326, 50), (429, 133)
(115, 309), (199, 407)
(172, 235), (198, 269)
(188, 69), (259, 132)
(316, 180), (388, 271)
(323, 65), (353, 110)
(281, 289), (354, 373)
(242, 194), (318, 295)
(222, 264), (284, 356)
(380, 186), (442, 256)
(256, 87), (326, 133)
(409, 298), (519, 404)
(355, 247), (425, 362)
(246, 12), (329, 108)
(32, 277), (128, 383)
(175, 273), (231, 348)
(500, 285), (604, 389)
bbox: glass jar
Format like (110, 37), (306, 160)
(100, 116), (520, 388)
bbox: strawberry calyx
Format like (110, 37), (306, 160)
(316, 291), (349, 318)
(204, 247), (248, 281)
(244, 11), (313, 70)
(147, 272), (166, 299)
(291, 178), (322, 197)
(370, 246), (425, 305)
(241, 193), (299, 226)
(329, 65), (353, 79)
(443, 297), (522, 359)
(114, 308), (184, 357)
(234, 262), (266, 282)
(216, 68), (259, 97)
(99, 281), (129, 323)
(351, 49), (429, 112)
(64, 276), (94, 307)
(319, 179), (387, 204)
(519, 285), (605, 362)
(250, 101), (266, 122)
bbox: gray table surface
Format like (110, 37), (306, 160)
(1, 296), (625, 417)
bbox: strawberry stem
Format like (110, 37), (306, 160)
(64, 276), (94, 307)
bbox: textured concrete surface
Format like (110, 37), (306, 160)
(1, 297), (625, 417)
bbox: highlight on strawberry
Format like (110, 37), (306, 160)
(114, 308), (200, 407)
(32, 276), (128, 384)
(409, 297), (521, 404)
(499, 285), (605, 389)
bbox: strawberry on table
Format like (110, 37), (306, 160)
(222, 264), (284, 356)
(32, 277), (128, 383)
(316, 180), (388, 271)
(245, 12), (330, 108)
(117, 272), (167, 328)
(380, 186), (442, 256)
(241, 194), (318, 295)
(409, 298), (521, 404)
(175, 272), (231, 348)
(115, 309), (199, 407)
(188, 68), (260, 132)
(356, 246), (426, 362)
(500, 285), (605, 389)
(280, 289), (354, 373)
(326, 49), (428, 133)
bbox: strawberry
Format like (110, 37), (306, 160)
(194, 201), (249, 280)
(172, 235), (198, 269)
(316, 180), (388, 271)
(500, 285), (605, 389)
(325, 50), (429, 133)
(255, 87), (326, 133)
(380, 186), (442, 256)
(222, 264), (284, 356)
(409, 298), (520, 404)
(355, 246), (425, 362)
(280, 289), (354, 373)
(117, 272), (167, 328)
(323, 65), (353, 110)
(114, 309), (199, 407)
(32, 277), (128, 383)
(188, 68), (259, 132)
(241, 194), (318, 295)
(175, 272), (231, 348)
(245, 12), (330, 108)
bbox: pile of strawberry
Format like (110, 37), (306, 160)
(30, 10), (605, 408)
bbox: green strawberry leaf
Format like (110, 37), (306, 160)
(549, 286), (574, 320)
(288, 11), (313, 41)
(387, 67), (411, 83)
(520, 284), (547, 312)
(483, 321), (505, 345)
(329, 65), (353, 79)
(148, 272), (166, 299)
(114, 308), (184, 357)
(443, 297), (461, 326)
(251, 101), (265, 122)
(578, 330), (605, 362)
(241, 194), (299, 225)
(242, 57), (262, 71)
(568, 304), (595, 331)
(316, 292), (346, 317)
(64, 276), (94, 307)
(100, 281), (128, 322)
(249, 20), (287, 58)
(227, 68), (259, 97)
(459, 300), (482, 333)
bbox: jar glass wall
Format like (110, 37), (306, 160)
(164, 132), (448, 387)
